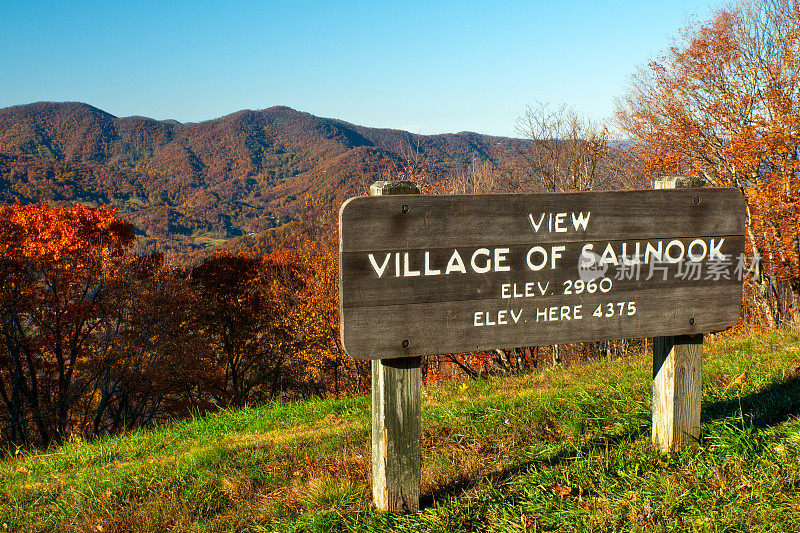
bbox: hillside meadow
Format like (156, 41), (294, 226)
(1, 326), (798, 532)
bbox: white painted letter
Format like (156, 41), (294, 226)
(494, 248), (510, 272)
(554, 212), (567, 232)
(600, 243), (619, 266)
(621, 242), (641, 265)
(709, 238), (727, 261)
(368, 253), (391, 278)
(664, 240), (685, 263)
(526, 246), (547, 271)
(403, 252), (421, 276)
(445, 250), (467, 274)
(528, 213), (545, 232)
(572, 212), (591, 231)
(471, 248), (492, 274)
(644, 241), (663, 264)
(551, 245), (565, 269)
(687, 239), (707, 262)
(537, 281), (550, 295)
(580, 244), (595, 266)
(424, 251), (441, 275)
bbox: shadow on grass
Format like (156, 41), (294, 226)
(420, 422), (650, 510)
(421, 377), (800, 510)
(701, 375), (800, 429)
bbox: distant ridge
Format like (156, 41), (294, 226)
(0, 101), (524, 251)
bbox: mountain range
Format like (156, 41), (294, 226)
(0, 102), (524, 251)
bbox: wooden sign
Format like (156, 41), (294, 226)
(339, 189), (746, 360)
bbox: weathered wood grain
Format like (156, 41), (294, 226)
(652, 175), (704, 453)
(340, 188), (746, 360)
(343, 284), (738, 359)
(341, 236), (745, 309)
(340, 188), (745, 251)
(368, 180), (422, 513)
(371, 357), (421, 512)
(652, 335), (703, 451)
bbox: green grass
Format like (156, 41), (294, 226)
(2, 328), (800, 532)
(193, 236), (229, 247)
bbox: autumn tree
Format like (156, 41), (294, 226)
(510, 102), (628, 192)
(616, 0), (800, 324)
(287, 232), (370, 396)
(85, 254), (213, 435)
(0, 204), (134, 446)
(191, 251), (313, 405)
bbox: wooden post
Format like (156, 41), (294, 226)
(369, 180), (422, 512)
(652, 175), (705, 452)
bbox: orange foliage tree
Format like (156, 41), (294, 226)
(0, 204), (134, 445)
(288, 233), (370, 396)
(88, 254), (214, 435)
(616, 0), (800, 324)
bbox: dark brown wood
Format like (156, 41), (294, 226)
(341, 237), (745, 309)
(340, 188), (745, 250)
(340, 188), (746, 360)
(344, 285), (737, 359)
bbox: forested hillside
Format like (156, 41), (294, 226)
(0, 102), (525, 251)
(3, 0), (800, 529)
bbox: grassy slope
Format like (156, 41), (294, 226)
(1, 328), (799, 532)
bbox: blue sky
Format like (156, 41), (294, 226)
(0, 0), (716, 137)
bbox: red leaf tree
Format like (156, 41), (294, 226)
(0, 204), (134, 445)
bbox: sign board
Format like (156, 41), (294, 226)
(339, 189), (746, 360)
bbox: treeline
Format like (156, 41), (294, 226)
(0, 204), (364, 448)
(0, 202), (629, 450)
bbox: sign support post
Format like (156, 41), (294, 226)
(652, 175), (705, 452)
(369, 180), (422, 513)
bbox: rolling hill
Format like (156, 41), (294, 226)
(0, 102), (524, 251)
